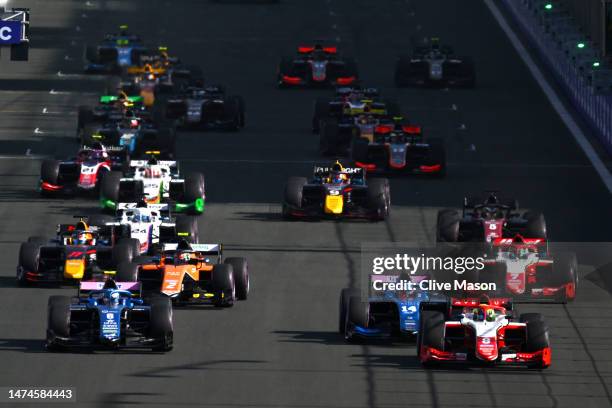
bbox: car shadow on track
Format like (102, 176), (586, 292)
(274, 330), (416, 347)
(228, 211), (282, 222)
(0, 338), (45, 353)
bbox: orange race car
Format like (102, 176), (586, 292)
(128, 240), (249, 307)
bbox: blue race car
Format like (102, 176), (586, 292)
(45, 278), (173, 351)
(84, 25), (148, 74)
(339, 275), (447, 341)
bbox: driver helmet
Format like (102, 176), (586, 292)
(472, 308), (484, 321)
(147, 156), (158, 165)
(486, 308), (496, 322)
(329, 161), (348, 184)
(178, 252), (191, 263)
(76, 231), (95, 246)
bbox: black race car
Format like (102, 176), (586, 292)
(352, 122), (446, 176)
(436, 192), (547, 242)
(395, 38), (475, 87)
(164, 85), (245, 130)
(282, 161), (390, 220)
(313, 86), (400, 133)
(16, 218), (140, 286)
(278, 44), (359, 88)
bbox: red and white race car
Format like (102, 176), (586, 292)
(40, 144), (127, 196)
(482, 236), (577, 302)
(418, 297), (551, 369)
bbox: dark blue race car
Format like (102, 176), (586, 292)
(339, 275), (446, 341)
(84, 25), (148, 74)
(45, 279), (173, 351)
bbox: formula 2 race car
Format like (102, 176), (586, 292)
(46, 279), (172, 351)
(16, 218), (141, 286)
(352, 122), (446, 176)
(95, 201), (199, 255)
(131, 241), (249, 306)
(480, 236), (578, 303)
(312, 86), (400, 133)
(340, 275), (444, 341)
(99, 158), (205, 215)
(418, 297), (551, 368)
(278, 44), (358, 88)
(165, 85), (245, 130)
(282, 161), (390, 220)
(437, 192), (547, 242)
(84, 25), (148, 74)
(39, 144), (128, 196)
(395, 38), (475, 88)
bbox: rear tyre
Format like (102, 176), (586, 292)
(436, 210), (460, 242)
(418, 310), (445, 367)
(212, 264), (235, 307)
(41, 160), (60, 186)
(225, 257), (249, 300)
(17, 242), (40, 286)
(100, 171), (122, 208)
(339, 288), (357, 334)
(149, 297), (173, 351)
(46, 296), (71, 351)
(551, 252), (578, 302)
(175, 216), (199, 243)
(345, 295), (369, 342)
(116, 261), (139, 282)
(113, 238), (140, 265)
(319, 119), (340, 156)
(428, 138), (446, 178)
(312, 97), (330, 133)
(367, 178), (390, 220)
(521, 313), (550, 368)
(282, 177), (307, 219)
(524, 212), (547, 239)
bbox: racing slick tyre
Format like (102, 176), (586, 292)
(149, 297), (173, 352)
(418, 311), (445, 367)
(86, 214), (114, 229)
(235, 95), (246, 128)
(116, 261), (139, 282)
(282, 177), (307, 219)
(46, 295), (71, 351)
(17, 242), (40, 286)
(184, 172), (205, 214)
(100, 171), (122, 208)
(26, 236), (46, 245)
(225, 257), (249, 300)
(345, 295), (369, 342)
(277, 56), (295, 87)
(319, 119), (341, 156)
(312, 97), (330, 133)
(84, 45), (98, 64)
(551, 252), (578, 302)
(436, 210), (460, 242)
(367, 178), (390, 221)
(350, 137), (369, 163)
(520, 313), (550, 369)
(40, 160), (61, 195)
(339, 288), (358, 334)
(113, 238), (140, 265)
(175, 216), (199, 243)
(523, 211), (547, 239)
(428, 138), (447, 177)
(211, 264), (236, 307)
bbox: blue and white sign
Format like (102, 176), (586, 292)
(0, 21), (23, 45)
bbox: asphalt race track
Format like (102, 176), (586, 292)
(0, 0), (611, 407)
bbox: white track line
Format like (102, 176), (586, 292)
(484, 0), (612, 194)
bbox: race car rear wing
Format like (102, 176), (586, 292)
(313, 165), (365, 181)
(129, 160), (177, 168)
(78, 281), (142, 297)
(117, 202), (170, 211)
(162, 243), (222, 256)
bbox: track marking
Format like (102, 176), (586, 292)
(485, 0), (612, 194)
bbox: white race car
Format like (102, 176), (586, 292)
(101, 202), (198, 255)
(100, 158), (206, 215)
